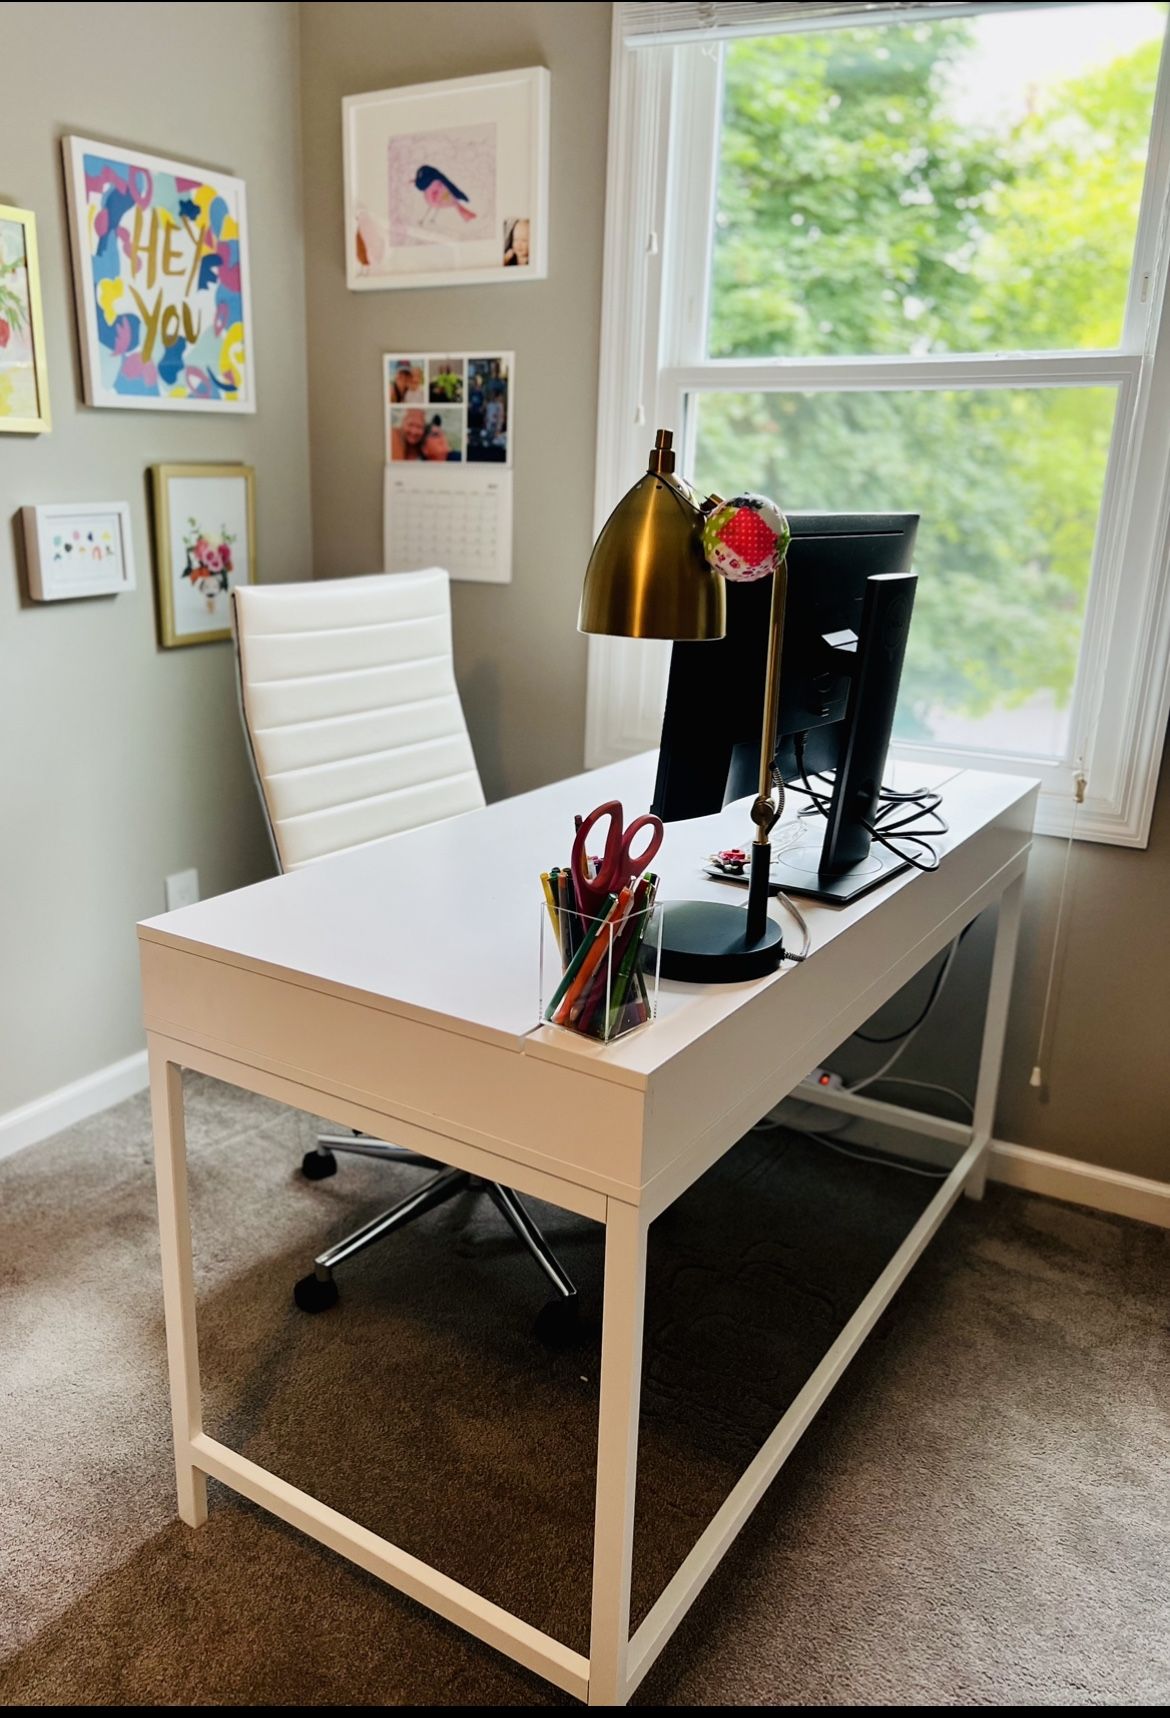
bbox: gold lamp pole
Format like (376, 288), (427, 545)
(579, 429), (788, 982)
(746, 548), (787, 945)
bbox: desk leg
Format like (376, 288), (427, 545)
(966, 872), (1025, 1202)
(148, 1043), (207, 1526)
(589, 1198), (648, 1707)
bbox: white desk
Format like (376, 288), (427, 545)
(138, 751), (1035, 1705)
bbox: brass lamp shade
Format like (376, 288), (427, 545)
(578, 444), (726, 642)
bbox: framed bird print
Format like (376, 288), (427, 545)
(343, 66), (549, 291)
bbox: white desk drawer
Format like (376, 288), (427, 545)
(140, 939), (649, 1201)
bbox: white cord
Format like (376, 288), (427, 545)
(753, 1106), (855, 1139)
(757, 1118), (950, 1179)
(776, 889), (811, 960)
(1029, 765), (1086, 1089)
(808, 1131), (950, 1179)
(845, 938), (961, 1095)
(858, 1075), (974, 1117)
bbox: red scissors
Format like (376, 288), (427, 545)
(570, 800), (664, 919)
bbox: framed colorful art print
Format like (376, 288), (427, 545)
(22, 501), (135, 601)
(0, 205), (51, 434)
(151, 463), (255, 647)
(343, 66), (549, 291)
(63, 137), (255, 412)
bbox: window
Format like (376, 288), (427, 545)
(589, 1), (1170, 844)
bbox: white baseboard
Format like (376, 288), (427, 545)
(0, 1049), (149, 1165)
(989, 1139), (1170, 1231)
(787, 1086), (1170, 1231)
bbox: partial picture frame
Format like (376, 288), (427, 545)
(0, 204), (51, 434)
(63, 136), (256, 413)
(22, 502), (134, 600)
(344, 66), (549, 291)
(150, 463), (255, 647)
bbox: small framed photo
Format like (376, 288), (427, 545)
(344, 66), (549, 291)
(0, 204), (51, 434)
(150, 463), (255, 647)
(22, 502), (134, 600)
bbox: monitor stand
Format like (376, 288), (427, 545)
(773, 838), (911, 905)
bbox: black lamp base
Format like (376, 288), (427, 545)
(644, 900), (784, 984)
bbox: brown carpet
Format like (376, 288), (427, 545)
(1, 1074), (1167, 1706)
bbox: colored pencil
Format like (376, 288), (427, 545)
(540, 871), (558, 937)
(544, 890), (618, 1021)
(574, 880), (638, 1028)
(555, 887), (631, 1026)
(583, 874), (656, 1036)
(555, 869), (574, 963)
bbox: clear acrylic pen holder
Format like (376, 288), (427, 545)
(539, 896), (662, 1044)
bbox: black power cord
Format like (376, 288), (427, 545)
(853, 921), (974, 1042)
(791, 732), (949, 874)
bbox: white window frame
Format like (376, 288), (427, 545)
(587, 1), (1170, 845)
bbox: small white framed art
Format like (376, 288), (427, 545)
(22, 501), (136, 601)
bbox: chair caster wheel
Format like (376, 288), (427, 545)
(534, 1295), (581, 1350)
(294, 1272), (339, 1313)
(302, 1148), (337, 1181)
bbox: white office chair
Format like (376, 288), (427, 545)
(232, 569), (578, 1342)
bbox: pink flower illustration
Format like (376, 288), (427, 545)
(181, 517), (236, 612)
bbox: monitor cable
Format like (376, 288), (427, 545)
(791, 732), (949, 873)
(854, 922), (974, 1043)
(846, 936), (961, 1098)
(752, 1110), (951, 1180)
(777, 737), (970, 1107)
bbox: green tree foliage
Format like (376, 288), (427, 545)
(695, 16), (1160, 740)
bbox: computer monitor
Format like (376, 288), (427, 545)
(651, 511), (920, 904)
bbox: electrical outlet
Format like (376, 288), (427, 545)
(165, 868), (200, 912)
(803, 1067), (843, 1092)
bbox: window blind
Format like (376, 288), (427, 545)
(619, 1), (1072, 49)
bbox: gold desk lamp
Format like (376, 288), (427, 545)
(579, 429), (788, 982)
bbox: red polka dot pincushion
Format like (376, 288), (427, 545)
(701, 493), (791, 583)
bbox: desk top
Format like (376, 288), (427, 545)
(139, 752), (1036, 1090)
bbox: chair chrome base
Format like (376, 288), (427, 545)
(295, 1134), (580, 1344)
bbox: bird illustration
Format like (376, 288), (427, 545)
(414, 164), (477, 225)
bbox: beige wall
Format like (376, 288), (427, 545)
(298, 0), (610, 802)
(298, 0), (1168, 1183)
(0, 1), (310, 1114)
(998, 752), (1169, 1180)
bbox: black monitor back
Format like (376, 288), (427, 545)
(652, 512), (919, 821)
